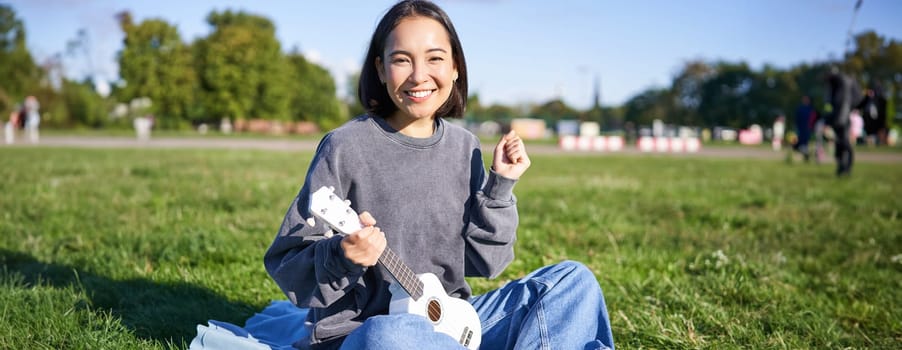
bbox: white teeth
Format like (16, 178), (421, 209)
(408, 90), (432, 98)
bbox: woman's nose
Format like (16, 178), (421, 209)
(408, 62), (429, 84)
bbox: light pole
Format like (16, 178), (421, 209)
(845, 0), (863, 53)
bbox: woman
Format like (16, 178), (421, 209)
(264, 1), (614, 349)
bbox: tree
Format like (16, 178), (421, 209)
(623, 88), (670, 126)
(344, 71), (366, 118)
(844, 31), (886, 84)
(0, 4), (41, 113)
(583, 105), (624, 131)
(745, 65), (798, 125)
(62, 78), (107, 128)
(696, 62), (758, 128)
(116, 11), (196, 128)
(195, 10), (289, 122)
(670, 60), (715, 125)
(789, 62), (831, 110)
(528, 98), (579, 123)
(285, 50), (346, 129)
(482, 103), (521, 122)
(465, 93), (484, 121)
(844, 31), (901, 122)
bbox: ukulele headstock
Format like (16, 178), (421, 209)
(308, 186), (362, 235)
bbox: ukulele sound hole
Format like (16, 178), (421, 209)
(427, 299), (442, 322)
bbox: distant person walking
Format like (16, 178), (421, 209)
(813, 103), (831, 163)
(772, 115), (785, 151)
(826, 67), (856, 177)
(4, 107), (19, 144)
(850, 109), (864, 145)
(23, 95), (40, 143)
(793, 95), (815, 161)
(856, 86), (888, 145)
(133, 115), (153, 141)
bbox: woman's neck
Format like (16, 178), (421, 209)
(384, 113), (436, 138)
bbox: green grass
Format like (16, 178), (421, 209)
(1, 147), (899, 349)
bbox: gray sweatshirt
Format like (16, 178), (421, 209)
(264, 115), (519, 348)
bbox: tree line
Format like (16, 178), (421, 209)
(1, 4), (899, 132)
(115, 10), (346, 130)
(468, 31), (900, 132)
(1, 5), (345, 131)
(617, 32), (899, 131)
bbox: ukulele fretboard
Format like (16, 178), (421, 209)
(379, 248), (424, 300)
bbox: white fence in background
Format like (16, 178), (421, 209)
(559, 135), (701, 153)
(636, 136), (701, 153)
(559, 135), (624, 152)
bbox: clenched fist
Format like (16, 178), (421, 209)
(492, 130), (531, 180)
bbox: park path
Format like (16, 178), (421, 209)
(6, 135), (902, 164)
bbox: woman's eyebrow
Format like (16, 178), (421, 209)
(388, 47), (448, 56)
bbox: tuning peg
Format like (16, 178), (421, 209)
(323, 228), (334, 238)
(306, 218), (316, 227)
(344, 199), (351, 206)
(328, 186), (335, 191)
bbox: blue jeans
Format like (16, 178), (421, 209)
(339, 261), (615, 350)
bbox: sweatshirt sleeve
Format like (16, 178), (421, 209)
(263, 134), (367, 308)
(463, 167), (519, 279)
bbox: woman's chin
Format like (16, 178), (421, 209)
(400, 108), (439, 121)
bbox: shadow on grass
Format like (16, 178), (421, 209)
(0, 248), (257, 346)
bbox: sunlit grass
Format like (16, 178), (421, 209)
(1, 147), (899, 349)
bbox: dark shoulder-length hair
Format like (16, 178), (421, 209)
(358, 0), (468, 119)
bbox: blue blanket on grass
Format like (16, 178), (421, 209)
(190, 301), (309, 350)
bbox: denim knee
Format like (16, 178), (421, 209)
(549, 260), (596, 283)
(539, 261), (605, 300)
(355, 314), (431, 337)
(342, 313), (463, 349)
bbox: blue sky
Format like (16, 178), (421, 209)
(8, 0), (902, 109)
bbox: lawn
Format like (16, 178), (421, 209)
(0, 146), (899, 349)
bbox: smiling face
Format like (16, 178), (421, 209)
(376, 16), (458, 127)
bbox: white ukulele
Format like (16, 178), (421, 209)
(308, 186), (482, 349)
